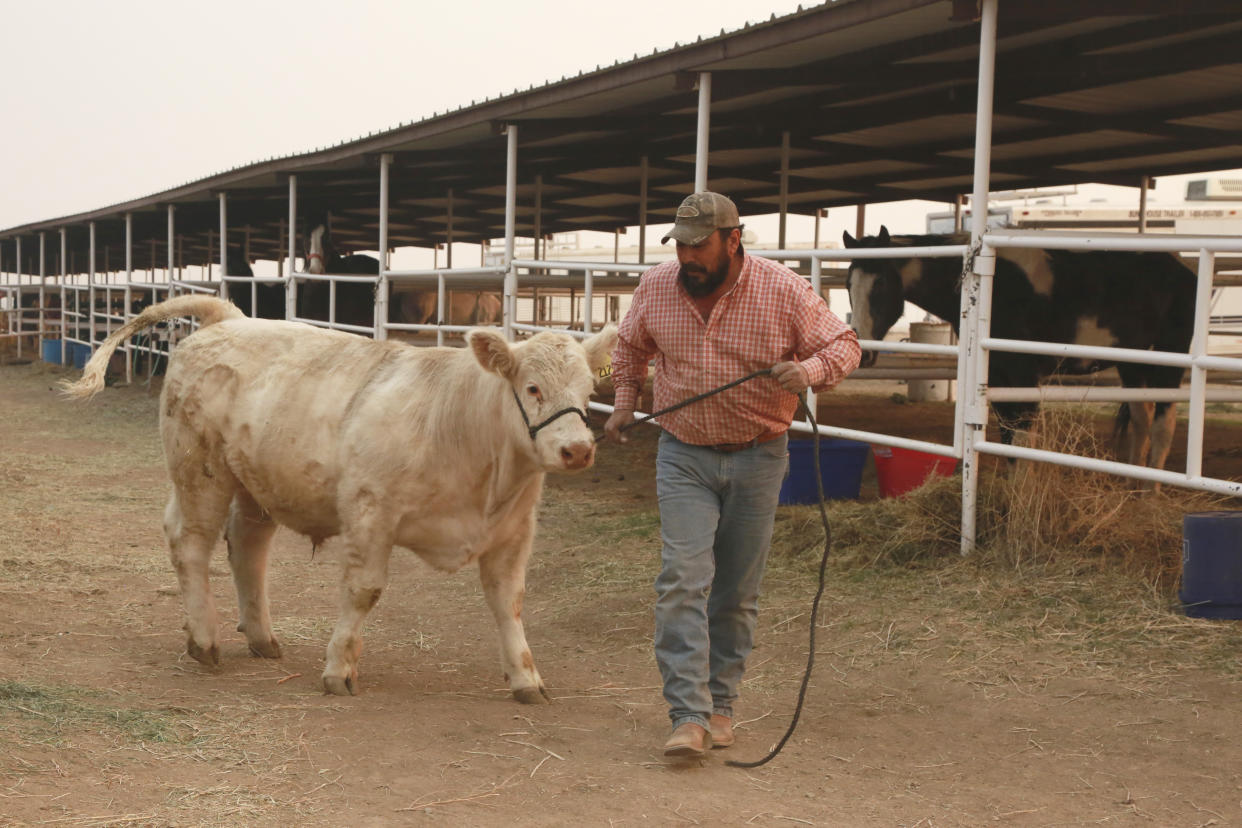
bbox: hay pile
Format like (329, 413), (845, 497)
(774, 406), (1227, 594)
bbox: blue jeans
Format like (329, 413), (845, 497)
(654, 430), (789, 732)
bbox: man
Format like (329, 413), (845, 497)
(604, 192), (860, 758)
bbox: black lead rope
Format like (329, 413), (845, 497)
(598, 369), (833, 769)
(725, 397), (829, 770)
(597, 368), (776, 441)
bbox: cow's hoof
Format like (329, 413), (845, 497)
(247, 637), (282, 659)
(513, 685), (551, 705)
(186, 639), (220, 668)
(323, 674), (357, 696)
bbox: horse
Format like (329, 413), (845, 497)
(302, 224), (380, 329)
(225, 249), (284, 320)
(842, 227), (1196, 473)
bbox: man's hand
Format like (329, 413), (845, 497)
(604, 408), (635, 444)
(771, 361), (810, 393)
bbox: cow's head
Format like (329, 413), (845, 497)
(843, 225), (904, 368)
(469, 326), (618, 472)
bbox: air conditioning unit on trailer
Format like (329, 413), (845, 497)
(1186, 177), (1242, 201)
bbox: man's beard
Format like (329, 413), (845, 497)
(678, 250), (731, 298)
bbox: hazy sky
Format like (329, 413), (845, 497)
(1, 0), (812, 230)
(1, 0), (1232, 254)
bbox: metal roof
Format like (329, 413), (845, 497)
(4, 0), (1241, 272)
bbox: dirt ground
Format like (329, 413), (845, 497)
(4, 359), (1242, 827)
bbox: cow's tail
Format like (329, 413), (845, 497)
(60, 295), (244, 400)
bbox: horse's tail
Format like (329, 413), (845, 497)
(1112, 402), (1131, 456)
(60, 295), (244, 400)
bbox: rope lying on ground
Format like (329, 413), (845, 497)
(599, 370), (833, 769)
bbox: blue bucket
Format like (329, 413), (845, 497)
(778, 438), (870, 505)
(1181, 511), (1242, 619)
(70, 342), (92, 370)
(41, 338), (63, 364)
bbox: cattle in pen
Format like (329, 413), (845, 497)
(63, 294), (617, 702)
(394, 289), (503, 328)
(842, 227), (1196, 472)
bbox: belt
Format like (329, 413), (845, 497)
(701, 432), (783, 453)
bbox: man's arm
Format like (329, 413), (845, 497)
(605, 283), (657, 444)
(787, 289), (862, 393)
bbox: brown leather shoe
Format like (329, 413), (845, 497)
(709, 714), (734, 749)
(663, 723), (712, 757)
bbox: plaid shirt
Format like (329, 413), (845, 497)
(612, 253), (860, 445)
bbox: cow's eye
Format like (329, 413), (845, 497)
(526, 384), (541, 398)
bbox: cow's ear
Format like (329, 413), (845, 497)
(468, 328), (518, 379)
(842, 230), (857, 248)
(582, 325), (618, 386)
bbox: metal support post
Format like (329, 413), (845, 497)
(167, 206), (175, 287)
(959, 0), (998, 555)
(639, 155), (649, 264)
(59, 229), (67, 364)
(446, 188), (454, 269)
(38, 232), (45, 354)
(14, 236), (21, 359)
(779, 131), (790, 249)
(376, 154), (391, 341)
(503, 124), (518, 340)
(125, 213), (133, 384)
(806, 256), (822, 417)
(1138, 175), (1150, 233)
(219, 193), (229, 301)
(286, 176), (297, 320)
(88, 222), (96, 355)
(1186, 249), (1215, 476)
(695, 73), (711, 193)
(534, 174), (543, 265)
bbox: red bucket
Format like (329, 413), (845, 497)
(871, 445), (957, 498)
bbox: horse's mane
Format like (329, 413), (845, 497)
(886, 231), (971, 247)
(888, 223), (1020, 246)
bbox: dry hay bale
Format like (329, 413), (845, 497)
(773, 405), (1226, 595)
(772, 474), (963, 571)
(980, 405), (1225, 591)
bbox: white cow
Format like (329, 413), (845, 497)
(64, 295), (616, 702)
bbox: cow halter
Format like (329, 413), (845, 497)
(511, 389), (589, 440)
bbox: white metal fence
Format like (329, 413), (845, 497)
(4, 0), (1241, 552)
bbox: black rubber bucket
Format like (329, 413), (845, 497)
(1181, 511), (1242, 619)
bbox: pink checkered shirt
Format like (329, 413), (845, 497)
(612, 253), (861, 446)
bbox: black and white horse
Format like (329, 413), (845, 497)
(302, 224), (380, 328)
(843, 227), (1196, 472)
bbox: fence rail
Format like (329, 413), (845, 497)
(5, 230), (1242, 554)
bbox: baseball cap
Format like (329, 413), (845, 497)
(661, 192), (741, 245)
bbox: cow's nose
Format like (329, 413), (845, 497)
(560, 442), (595, 470)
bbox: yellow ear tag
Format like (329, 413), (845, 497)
(597, 355), (612, 380)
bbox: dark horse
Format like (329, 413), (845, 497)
(843, 227), (1196, 472)
(224, 249), (285, 320)
(302, 224), (380, 328)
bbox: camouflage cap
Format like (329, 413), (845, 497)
(661, 192), (741, 245)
